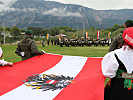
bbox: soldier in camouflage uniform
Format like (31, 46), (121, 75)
(109, 20), (133, 52)
(15, 30), (45, 61)
(109, 33), (123, 52)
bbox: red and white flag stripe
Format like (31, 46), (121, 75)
(0, 53), (105, 100)
(97, 30), (100, 39)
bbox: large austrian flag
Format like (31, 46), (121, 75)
(0, 53), (105, 100)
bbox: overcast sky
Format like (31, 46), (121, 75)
(46, 0), (133, 10)
(0, 0), (133, 10)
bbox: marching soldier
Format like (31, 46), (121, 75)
(42, 39), (45, 47)
(60, 38), (64, 47)
(47, 39), (50, 45)
(81, 37), (85, 47)
(64, 39), (70, 47)
(51, 38), (54, 45)
(15, 30), (45, 61)
(57, 38), (60, 45)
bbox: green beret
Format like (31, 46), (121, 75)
(25, 30), (33, 35)
(125, 20), (133, 27)
(125, 20), (133, 24)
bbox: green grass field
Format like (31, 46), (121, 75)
(1, 45), (109, 63)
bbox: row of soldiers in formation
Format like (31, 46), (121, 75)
(42, 37), (112, 47)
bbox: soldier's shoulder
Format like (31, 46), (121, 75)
(115, 33), (122, 36)
(30, 40), (37, 46)
(19, 39), (24, 45)
(115, 33), (123, 40)
(26, 38), (34, 43)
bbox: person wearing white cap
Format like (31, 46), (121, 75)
(102, 27), (133, 100)
(0, 47), (13, 66)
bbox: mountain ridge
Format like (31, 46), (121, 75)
(0, 0), (133, 29)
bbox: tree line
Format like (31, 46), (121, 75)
(0, 26), (76, 36)
(0, 24), (125, 43)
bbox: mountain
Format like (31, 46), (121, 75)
(0, 0), (133, 29)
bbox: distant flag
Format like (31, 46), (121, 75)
(73, 34), (75, 38)
(47, 34), (49, 39)
(60, 34), (63, 38)
(108, 32), (111, 39)
(86, 32), (88, 38)
(97, 30), (100, 39)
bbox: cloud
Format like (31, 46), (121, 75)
(45, 0), (133, 10)
(42, 7), (82, 17)
(0, 0), (17, 12)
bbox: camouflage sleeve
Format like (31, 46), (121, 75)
(109, 33), (123, 52)
(30, 41), (44, 55)
(15, 42), (22, 56)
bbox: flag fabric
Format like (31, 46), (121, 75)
(73, 34), (75, 38)
(0, 53), (105, 100)
(60, 34), (63, 38)
(86, 32), (88, 38)
(108, 32), (111, 39)
(97, 30), (100, 39)
(47, 34), (49, 39)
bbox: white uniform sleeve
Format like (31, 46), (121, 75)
(102, 52), (119, 78)
(0, 47), (3, 58)
(0, 59), (8, 66)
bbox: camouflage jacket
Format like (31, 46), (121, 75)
(15, 36), (44, 60)
(109, 33), (124, 52)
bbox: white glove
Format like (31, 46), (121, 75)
(41, 50), (45, 53)
(20, 52), (25, 56)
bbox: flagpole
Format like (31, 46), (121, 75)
(3, 21), (5, 44)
